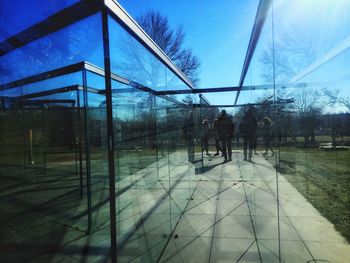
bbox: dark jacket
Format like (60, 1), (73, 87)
(240, 113), (258, 139)
(217, 114), (235, 140)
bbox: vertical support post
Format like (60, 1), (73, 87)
(41, 106), (46, 174)
(82, 68), (92, 234)
(271, 0), (281, 261)
(28, 129), (34, 165)
(199, 94), (204, 171)
(153, 95), (160, 181)
(153, 95), (160, 182)
(77, 90), (84, 199)
(101, 8), (117, 263)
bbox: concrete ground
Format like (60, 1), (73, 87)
(115, 149), (350, 262)
(154, 150), (350, 263)
(1, 150), (350, 262)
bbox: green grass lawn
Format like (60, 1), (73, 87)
(272, 146), (350, 242)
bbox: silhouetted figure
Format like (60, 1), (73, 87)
(201, 119), (210, 156)
(239, 108), (258, 162)
(183, 111), (195, 162)
(262, 116), (275, 156)
(213, 118), (222, 156)
(217, 110), (235, 162)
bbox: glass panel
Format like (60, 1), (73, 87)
(0, 88), (88, 261)
(85, 72), (110, 233)
(109, 13), (198, 261)
(0, 13), (103, 85)
(0, 72), (82, 98)
(239, 5), (280, 262)
(113, 83), (169, 261)
(108, 16), (190, 91)
(0, 12), (110, 261)
(273, 1), (350, 262)
(0, 0), (79, 42)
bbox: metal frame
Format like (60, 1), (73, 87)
(103, 0), (194, 90)
(0, 62), (84, 90)
(22, 99), (76, 107)
(0, 0), (279, 262)
(0, 61), (191, 105)
(0, 0), (274, 103)
(101, 5), (117, 261)
(0, 1), (100, 56)
(0, 0), (193, 90)
(0, 60), (320, 98)
(82, 68), (93, 234)
(1, 84), (100, 99)
(234, 0), (272, 105)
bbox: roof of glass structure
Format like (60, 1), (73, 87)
(1, 0), (350, 107)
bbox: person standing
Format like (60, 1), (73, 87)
(239, 108), (258, 162)
(217, 110), (235, 162)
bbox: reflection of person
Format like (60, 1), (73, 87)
(201, 119), (210, 156)
(183, 111), (195, 162)
(217, 110), (235, 162)
(262, 116), (275, 156)
(213, 119), (222, 156)
(239, 108), (258, 162)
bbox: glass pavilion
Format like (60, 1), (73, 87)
(1, 0), (350, 262)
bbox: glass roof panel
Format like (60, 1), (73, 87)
(0, 0), (79, 42)
(0, 13), (103, 85)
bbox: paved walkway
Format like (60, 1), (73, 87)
(3, 150), (349, 262)
(155, 150), (350, 263)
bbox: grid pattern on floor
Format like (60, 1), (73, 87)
(4, 150), (349, 262)
(153, 151), (350, 263)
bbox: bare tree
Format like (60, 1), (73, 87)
(259, 27), (318, 84)
(293, 87), (320, 113)
(259, 42), (296, 83)
(258, 27), (324, 145)
(322, 87), (350, 111)
(137, 10), (200, 86)
(291, 87), (321, 145)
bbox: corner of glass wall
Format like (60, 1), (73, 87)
(0, 5), (111, 261)
(107, 9), (200, 260)
(238, 2), (281, 261)
(107, 13), (171, 262)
